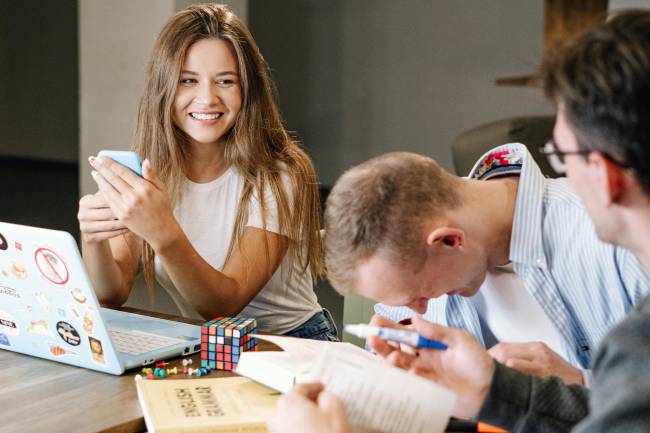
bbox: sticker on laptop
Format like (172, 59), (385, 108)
(16, 304), (33, 314)
(34, 291), (51, 313)
(56, 321), (81, 346)
(68, 303), (81, 319)
(49, 344), (79, 358)
(0, 332), (10, 347)
(0, 285), (20, 299)
(27, 320), (52, 337)
(89, 336), (105, 365)
(70, 287), (87, 304)
(0, 233), (7, 251)
(34, 248), (69, 285)
(11, 262), (27, 279)
(0, 311), (19, 336)
(83, 310), (94, 334)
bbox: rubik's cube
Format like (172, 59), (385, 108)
(201, 317), (257, 370)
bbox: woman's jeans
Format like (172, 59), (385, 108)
(283, 309), (339, 341)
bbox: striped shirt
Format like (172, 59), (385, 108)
(375, 143), (650, 369)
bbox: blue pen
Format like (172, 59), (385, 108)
(343, 324), (448, 350)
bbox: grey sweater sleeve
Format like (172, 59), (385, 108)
(477, 362), (589, 433)
(572, 296), (650, 433)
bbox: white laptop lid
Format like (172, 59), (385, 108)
(0, 221), (125, 374)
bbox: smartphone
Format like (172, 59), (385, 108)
(97, 150), (143, 177)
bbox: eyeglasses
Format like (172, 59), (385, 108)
(539, 139), (636, 176)
(538, 140), (591, 175)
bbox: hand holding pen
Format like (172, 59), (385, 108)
(366, 314), (497, 421)
(344, 323), (448, 349)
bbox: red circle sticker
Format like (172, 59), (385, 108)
(34, 248), (69, 285)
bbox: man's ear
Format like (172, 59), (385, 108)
(589, 152), (625, 206)
(425, 227), (465, 250)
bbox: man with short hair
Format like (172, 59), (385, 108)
(267, 10), (650, 433)
(326, 142), (647, 387)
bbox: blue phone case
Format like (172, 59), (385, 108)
(97, 150), (143, 176)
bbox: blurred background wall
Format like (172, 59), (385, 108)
(250, 0), (556, 185)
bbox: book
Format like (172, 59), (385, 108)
(232, 351), (309, 393)
(235, 335), (456, 433)
(136, 376), (279, 433)
(234, 335), (350, 393)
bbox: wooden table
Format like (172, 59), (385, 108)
(0, 307), (279, 433)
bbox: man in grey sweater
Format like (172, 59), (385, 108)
(268, 9), (650, 433)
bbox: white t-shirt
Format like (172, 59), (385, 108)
(154, 166), (321, 334)
(469, 263), (568, 359)
(470, 265), (596, 386)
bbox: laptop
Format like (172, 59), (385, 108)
(0, 221), (201, 375)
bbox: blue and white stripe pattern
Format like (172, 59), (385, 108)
(375, 143), (650, 369)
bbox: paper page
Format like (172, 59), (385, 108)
(256, 334), (324, 364)
(235, 351), (306, 393)
(256, 334), (378, 365)
(237, 336), (380, 392)
(311, 345), (456, 433)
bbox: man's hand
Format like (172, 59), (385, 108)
(267, 383), (350, 433)
(366, 314), (417, 355)
(368, 315), (496, 419)
(488, 342), (584, 385)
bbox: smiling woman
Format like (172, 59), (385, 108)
(77, 4), (336, 341)
(173, 38), (242, 164)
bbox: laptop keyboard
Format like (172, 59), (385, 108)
(108, 329), (183, 355)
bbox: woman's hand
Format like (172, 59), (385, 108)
(78, 192), (128, 243)
(89, 156), (181, 250)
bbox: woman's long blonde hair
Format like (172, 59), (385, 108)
(133, 4), (324, 293)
